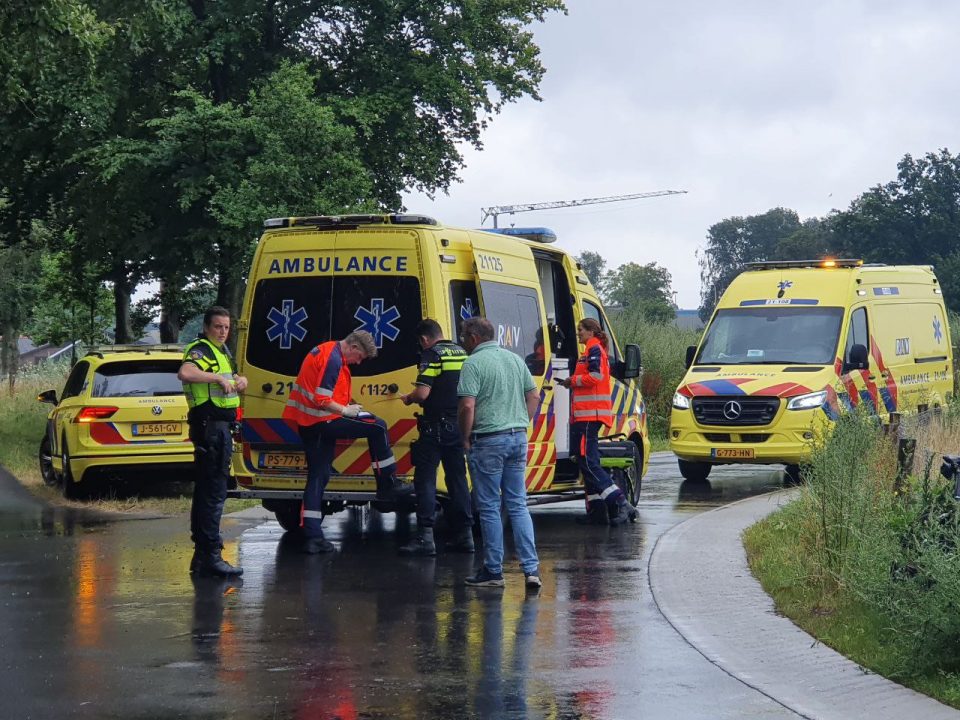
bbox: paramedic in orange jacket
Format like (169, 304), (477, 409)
(558, 318), (638, 526)
(283, 330), (411, 553)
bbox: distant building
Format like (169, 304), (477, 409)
(674, 309), (704, 331)
(15, 337), (80, 367)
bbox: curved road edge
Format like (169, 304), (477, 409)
(648, 488), (960, 720)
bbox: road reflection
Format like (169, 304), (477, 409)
(0, 458), (790, 719)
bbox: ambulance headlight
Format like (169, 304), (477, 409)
(672, 392), (691, 410)
(786, 390), (828, 411)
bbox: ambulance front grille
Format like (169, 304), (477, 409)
(692, 397), (780, 426)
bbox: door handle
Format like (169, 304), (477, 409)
(542, 384), (554, 390)
(867, 374), (876, 381)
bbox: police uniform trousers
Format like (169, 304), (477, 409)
(190, 419), (233, 552)
(411, 416), (472, 530)
(298, 415), (397, 538)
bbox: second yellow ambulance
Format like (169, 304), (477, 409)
(670, 259), (952, 482)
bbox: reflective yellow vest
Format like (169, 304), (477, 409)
(181, 338), (240, 410)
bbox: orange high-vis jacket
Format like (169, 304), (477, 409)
(570, 336), (613, 427)
(283, 341), (352, 427)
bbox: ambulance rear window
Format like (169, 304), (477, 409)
(247, 275), (422, 377)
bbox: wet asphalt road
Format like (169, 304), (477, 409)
(0, 455), (799, 720)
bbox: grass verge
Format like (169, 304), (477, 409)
(744, 405), (960, 708)
(0, 364), (258, 517)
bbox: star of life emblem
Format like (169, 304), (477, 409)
(266, 299), (309, 350)
(354, 298), (401, 348)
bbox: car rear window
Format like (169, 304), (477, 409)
(92, 360), (184, 398)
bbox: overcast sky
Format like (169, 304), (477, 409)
(402, 0), (960, 308)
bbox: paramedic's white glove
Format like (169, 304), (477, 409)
(342, 404), (363, 418)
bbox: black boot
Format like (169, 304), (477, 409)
(398, 527), (436, 557)
(444, 526), (476, 553)
(375, 474), (415, 502)
(196, 550), (243, 577)
(576, 501), (610, 526)
(301, 536), (336, 554)
(609, 501), (639, 526)
(189, 549), (201, 574)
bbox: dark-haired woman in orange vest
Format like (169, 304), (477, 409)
(559, 318), (638, 525)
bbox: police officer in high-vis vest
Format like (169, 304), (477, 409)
(283, 330), (412, 554)
(398, 318), (474, 557)
(179, 306), (248, 577)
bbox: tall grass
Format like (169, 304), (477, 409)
(748, 401), (960, 690)
(0, 361), (69, 482)
(612, 312), (700, 438)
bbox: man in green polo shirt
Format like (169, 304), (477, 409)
(457, 316), (541, 589)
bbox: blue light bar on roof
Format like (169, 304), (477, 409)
(482, 227), (557, 244)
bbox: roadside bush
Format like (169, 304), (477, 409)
(612, 311), (700, 438)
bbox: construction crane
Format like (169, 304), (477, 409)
(480, 189), (687, 228)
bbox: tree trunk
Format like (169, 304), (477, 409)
(113, 275), (133, 343)
(1, 321), (18, 395)
(158, 279), (181, 343)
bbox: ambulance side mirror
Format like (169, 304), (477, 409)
(844, 343), (869, 373)
(685, 345), (697, 369)
(37, 389), (58, 405)
(622, 344), (642, 379)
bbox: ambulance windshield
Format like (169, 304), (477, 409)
(697, 307), (843, 365)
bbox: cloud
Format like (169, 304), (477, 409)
(403, 1), (960, 307)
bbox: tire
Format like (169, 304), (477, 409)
(783, 464), (804, 486)
(678, 459), (712, 483)
(39, 434), (59, 487)
(60, 436), (82, 499)
(612, 442), (643, 505)
(267, 499), (303, 534)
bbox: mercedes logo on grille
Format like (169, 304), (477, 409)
(152, 406), (163, 416)
(723, 400), (743, 420)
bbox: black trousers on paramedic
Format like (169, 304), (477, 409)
(299, 415), (397, 538)
(190, 420), (232, 552)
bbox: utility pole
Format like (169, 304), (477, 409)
(480, 190), (687, 228)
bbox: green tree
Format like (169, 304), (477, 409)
(75, 0), (566, 340)
(698, 207), (803, 320)
(575, 250), (607, 297)
(604, 261), (675, 325)
(831, 149), (960, 311)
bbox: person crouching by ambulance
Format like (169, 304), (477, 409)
(398, 319), (474, 557)
(179, 306), (248, 577)
(558, 318), (638, 526)
(283, 330), (412, 553)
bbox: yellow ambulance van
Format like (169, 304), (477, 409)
(670, 259), (952, 482)
(230, 214), (649, 530)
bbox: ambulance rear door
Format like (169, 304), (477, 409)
(470, 233), (555, 493)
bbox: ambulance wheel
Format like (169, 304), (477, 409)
(60, 436), (82, 499)
(613, 443), (643, 505)
(39, 434), (59, 487)
(783, 464), (804, 486)
(678, 459), (711, 483)
(267, 500), (303, 535)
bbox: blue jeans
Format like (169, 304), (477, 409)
(468, 431), (539, 576)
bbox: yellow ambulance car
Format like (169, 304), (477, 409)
(670, 259), (952, 482)
(230, 214), (649, 530)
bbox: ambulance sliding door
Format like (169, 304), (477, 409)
(470, 234), (556, 490)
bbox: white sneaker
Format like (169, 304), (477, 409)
(525, 573), (542, 589)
